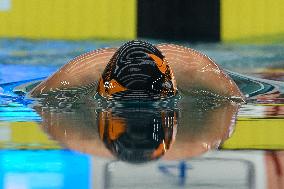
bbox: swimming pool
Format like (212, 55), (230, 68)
(0, 39), (284, 189)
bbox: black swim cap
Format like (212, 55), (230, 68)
(97, 40), (177, 100)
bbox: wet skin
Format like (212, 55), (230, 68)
(30, 42), (245, 101)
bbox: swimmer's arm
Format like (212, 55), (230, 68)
(30, 48), (117, 97)
(157, 44), (245, 101)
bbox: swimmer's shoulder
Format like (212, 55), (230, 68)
(30, 47), (117, 97)
(156, 43), (245, 102)
(61, 47), (118, 74)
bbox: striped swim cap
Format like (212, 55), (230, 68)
(97, 40), (177, 101)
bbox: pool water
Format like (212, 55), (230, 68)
(0, 39), (284, 189)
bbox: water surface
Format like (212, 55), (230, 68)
(0, 39), (284, 189)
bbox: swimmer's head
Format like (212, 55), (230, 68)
(97, 40), (177, 100)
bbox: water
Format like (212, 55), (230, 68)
(0, 39), (284, 189)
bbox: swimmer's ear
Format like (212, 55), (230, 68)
(148, 53), (167, 74)
(97, 77), (127, 97)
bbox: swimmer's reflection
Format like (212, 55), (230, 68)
(98, 107), (177, 162)
(35, 97), (240, 162)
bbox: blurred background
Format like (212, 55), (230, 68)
(0, 1), (284, 189)
(0, 0), (283, 42)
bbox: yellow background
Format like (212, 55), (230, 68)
(0, 122), (61, 149)
(222, 117), (284, 150)
(0, 0), (136, 39)
(1, 0), (284, 41)
(221, 0), (284, 42)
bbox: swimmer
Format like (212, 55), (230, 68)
(30, 40), (245, 101)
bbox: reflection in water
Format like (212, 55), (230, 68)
(34, 95), (240, 162)
(98, 105), (177, 162)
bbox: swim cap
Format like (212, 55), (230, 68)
(97, 40), (177, 100)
